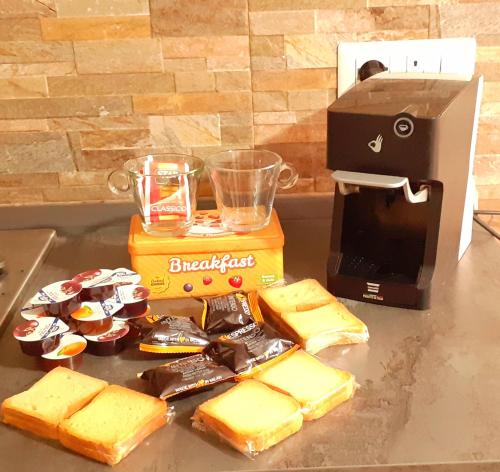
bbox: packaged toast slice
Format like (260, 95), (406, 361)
(58, 385), (171, 465)
(252, 350), (356, 421)
(1, 367), (107, 440)
(206, 322), (298, 380)
(258, 279), (336, 318)
(268, 302), (369, 354)
(192, 379), (303, 457)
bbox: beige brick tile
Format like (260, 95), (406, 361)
(134, 92), (252, 115)
(0, 41), (73, 64)
(0, 62), (75, 78)
(151, 0), (248, 36)
(149, 115), (221, 147)
(316, 6), (429, 33)
(0, 188), (44, 204)
(249, 10), (315, 35)
(162, 36), (249, 58)
(474, 155), (500, 186)
(251, 56), (286, 71)
(219, 112), (253, 126)
(0, 0), (56, 18)
(74, 39), (163, 74)
(253, 91), (288, 111)
(80, 149), (141, 170)
(476, 118), (500, 155)
(287, 90), (329, 110)
(207, 56), (250, 71)
(252, 69), (336, 91)
(440, 3), (500, 37)
(193, 145), (251, 159)
(250, 35), (284, 56)
(254, 123), (326, 144)
(175, 71), (215, 92)
(59, 171), (108, 186)
(277, 177), (315, 194)
(48, 73), (175, 97)
(80, 129), (151, 150)
(0, 18), (41, 41)
(220, 125), (253, 145)
(0, 132), (74, 173)
(0, 119), (49, 132)
(42, 185), (123, 202)
(215, 71), (251, 91)
(477, 184), (500, 201)
(255, 141), (325, 178)
(0, 173), (59, 188)
(483, 82), (500, 102)
(249, 0), (365, 10)
(48, 116), (149, 131)
(314, 168), (334, 192)
(295, 109), (327, 124)
(0, 77), (48, 99)
(0, 96), (132, 119)
(40, 16), (151, 41)
(254, 111), (297, 125)
(285, 34), (338, 69)
(481, 102), (500, 117)
(356, 29), (428, 41)
(55, 0), (150, 17)
(163, 58), (207, 72)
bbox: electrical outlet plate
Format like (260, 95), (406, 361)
(338, 38), (476, 96)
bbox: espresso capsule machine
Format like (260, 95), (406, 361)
(327, 75), (483, 309)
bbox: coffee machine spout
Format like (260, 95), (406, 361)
(332, 170), (429, 204)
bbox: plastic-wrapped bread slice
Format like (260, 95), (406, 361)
(258, 279), (337, 318)
(253, 350), (356, 421)
(192, 379), (303, 457)
(275, 302), (369, 354)
(1, 367), (107, 440)
(58, 385), (171, 465)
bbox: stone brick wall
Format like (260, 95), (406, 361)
(0, 0), (498, 205)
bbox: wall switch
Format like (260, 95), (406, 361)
(337, 38), (476, 96)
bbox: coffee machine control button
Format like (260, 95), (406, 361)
(394, 117), (414, 138)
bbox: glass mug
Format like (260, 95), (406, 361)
(205, 149), (298, 232)
(108, 153), (204, 236)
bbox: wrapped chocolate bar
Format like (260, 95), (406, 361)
(200, 291), (263, 335)
(134, 315), (209, 354)
(139, 354), (234, 400)
(206, 322), (297, 379)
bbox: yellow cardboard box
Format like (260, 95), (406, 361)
(128, 209), (284, 299)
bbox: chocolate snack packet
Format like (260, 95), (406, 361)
(206, 322), (298, 379)
(132, 314), (210, 354)
(139, 353), (234, 400)
(200, 291), (263, 335)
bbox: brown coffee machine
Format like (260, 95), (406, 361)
(327, 75), (483, 309)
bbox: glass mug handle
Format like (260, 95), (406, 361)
(277, 162), (299, 190)
(107, 169), (130, 195)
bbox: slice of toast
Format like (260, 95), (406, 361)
(258, 279), (336, 318)
(58, 385), (168, 465)
(1, 366), (107, 440)
(253, 350), (356, 421)
(281, 302), (369, 354)
(193, 379), (303, 455)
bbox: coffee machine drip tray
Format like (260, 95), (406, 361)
(335, 186), (430, 284)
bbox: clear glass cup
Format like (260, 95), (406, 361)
(205, 149), (298, 232)
(108, 153), (204, 236)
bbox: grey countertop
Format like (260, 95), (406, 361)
(0, 197), (499, 472)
